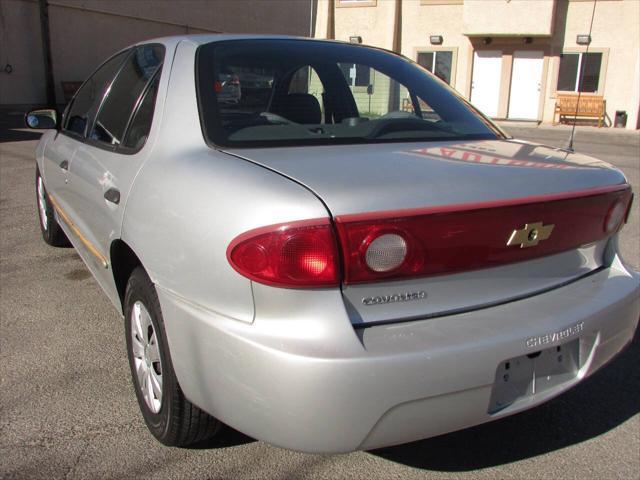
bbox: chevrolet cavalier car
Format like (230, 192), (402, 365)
(27, 35), (639, 453)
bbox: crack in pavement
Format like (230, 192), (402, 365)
(0, 420), (143, 450)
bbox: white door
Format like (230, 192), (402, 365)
(508, 51), (544, 120)
(471, 50), (502, 117)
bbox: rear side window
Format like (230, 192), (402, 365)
(64, 50), (129, 137)
(122, 73), (161, 150)
(91, 45), (164, 146)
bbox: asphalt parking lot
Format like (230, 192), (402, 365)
(1, 111), (638, 479)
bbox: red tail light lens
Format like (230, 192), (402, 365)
(604, 199), (627, 234)
(227, 218), (339, 288)
(228, 185), (632, 288)
(336, 184), (632, 285)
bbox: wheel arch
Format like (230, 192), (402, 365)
(110, 239), (143, 313)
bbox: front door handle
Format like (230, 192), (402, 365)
(59, 160), (69, 170)
(104, 188), (121, 205)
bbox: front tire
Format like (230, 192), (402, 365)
(124, 267), (220, 446)
(36, 168), (70, 247)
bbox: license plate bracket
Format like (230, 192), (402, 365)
(488, 339), (580, 414)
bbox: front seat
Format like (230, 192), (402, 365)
(271, 93), (322, 124)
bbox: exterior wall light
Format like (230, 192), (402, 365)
(482, 37), (493, 45)
(523, 37), (533, 44)
(429, 35), (443, 45)
(349, 36), (362, 44)
(576, 35), (591, 45)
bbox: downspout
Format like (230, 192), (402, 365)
(388, 0), (402, 111)
(327, 0), (335, 40)
(38, 0), (56, 106)
(392, 0), (402, 54)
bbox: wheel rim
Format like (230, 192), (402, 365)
(131, 301), (163, 413)
(37, 176), (48, 230)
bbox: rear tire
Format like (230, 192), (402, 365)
(36, 168), (70, 247)
(124, 267), (221, 446)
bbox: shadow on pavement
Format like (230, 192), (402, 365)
(187, 425), (256, 450)
(369, 327), (639, 471)
(0, 107), (44, 143)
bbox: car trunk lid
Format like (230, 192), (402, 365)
(225, 139), (631, 325)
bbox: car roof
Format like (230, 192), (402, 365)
(137, 33), (325, 48)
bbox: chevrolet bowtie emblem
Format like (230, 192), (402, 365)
(507, 222), (555, 248)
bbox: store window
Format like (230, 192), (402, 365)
(417, 51), (453, 84)
(557, 52), (603, 93)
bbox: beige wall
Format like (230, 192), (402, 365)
(1, 0), (315, 105)
(0, 0), (47, 104)
(401, 0), (470, 94)
(333, 0), (397, 49)
(314, 0), (332, 40)
(463, 0), (555, 36)
(314, 0), (639, 129)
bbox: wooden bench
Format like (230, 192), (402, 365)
(554, 94), (606, 127)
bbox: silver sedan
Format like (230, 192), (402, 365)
(27, 35), (639, 453)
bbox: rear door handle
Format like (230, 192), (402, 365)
(104, 188), (120, 205)
(59, 160), (69, 170)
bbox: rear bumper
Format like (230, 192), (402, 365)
(158, 256), (639, 453)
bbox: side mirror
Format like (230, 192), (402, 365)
(25, 109), (58, 130)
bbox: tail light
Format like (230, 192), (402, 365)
(364, 232), (409, 272)
(604, 199), (628, 234)
(227, 218), (339, 288)
(623, 193), (634, 224)
(336, 184), (632, 285)
(228, 185), (632, 288)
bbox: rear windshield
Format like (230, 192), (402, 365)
(196, 39), (501, 148)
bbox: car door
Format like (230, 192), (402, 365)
(43, 50), (130, 226)
(64, 45), (165, 306)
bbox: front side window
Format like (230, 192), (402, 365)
(417, 51), (453, 85)
(63, 50), (129, 137)
(91, 45), (164, 146)
(557, 52), (602, 93)
(197, 40), (499, 148)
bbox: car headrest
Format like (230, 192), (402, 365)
(272, 93), (322, 124)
